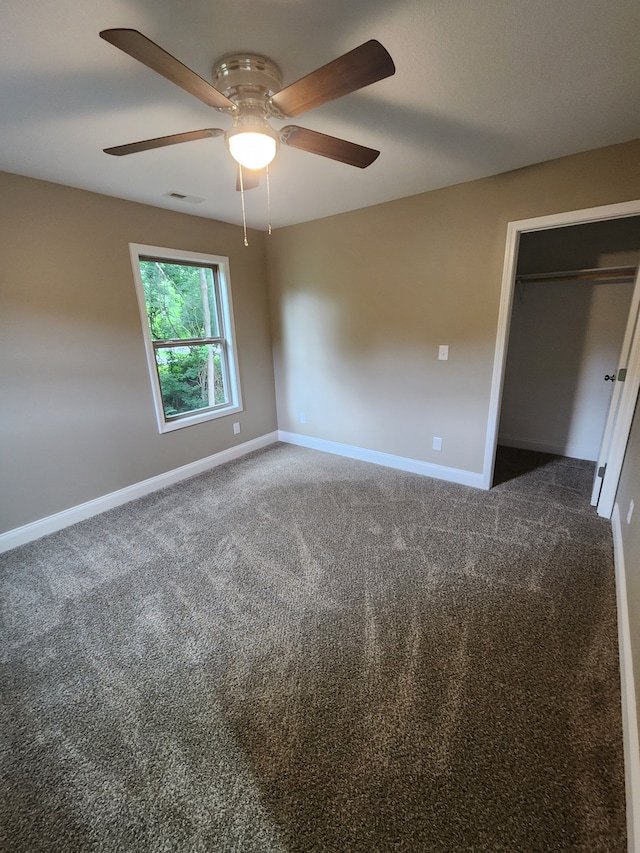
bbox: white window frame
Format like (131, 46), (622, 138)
(129, 243), (242, 433)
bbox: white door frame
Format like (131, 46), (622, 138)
(482, 199), (640, 516)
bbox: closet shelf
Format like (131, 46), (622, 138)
(515, 265), (637, 285)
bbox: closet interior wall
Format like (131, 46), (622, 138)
(498, 217), (640, 461)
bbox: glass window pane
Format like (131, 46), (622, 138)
(139, 260), (220, 340)
(154, 344), (228, 418)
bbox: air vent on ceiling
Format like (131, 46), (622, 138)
(164, 191), (206, 204)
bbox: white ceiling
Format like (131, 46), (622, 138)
(2, 0), (639, 230)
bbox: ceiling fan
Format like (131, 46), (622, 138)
(99, 29), (396, 189)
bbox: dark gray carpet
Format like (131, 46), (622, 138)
(0, 444), (625, 851)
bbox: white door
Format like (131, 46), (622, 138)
(591, 265), (640, 508)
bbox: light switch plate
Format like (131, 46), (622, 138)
(438, 345), (449, 361)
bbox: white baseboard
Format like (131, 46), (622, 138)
(498, 433), (597, 461)
(0, 432), (279, 554)
(1, 430), (481, 553)
(278, 430), (485, 489)
(612, 503), (640, 853)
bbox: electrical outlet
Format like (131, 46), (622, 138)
(432, 436), (442, 451)
(627, 499), (635, 525)
(299, 412), (306, 424)
(438, 345), (449, 361)
(233, 422), (241, 435)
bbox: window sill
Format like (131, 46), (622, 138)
(157, 402), (243, 434)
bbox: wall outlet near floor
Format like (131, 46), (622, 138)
(299, 412), (306, 424)
(627, 499), (635, 525)
(233, 422), (241, 435)
(432, 436), (443, 451)
(438, 345), (449, 361)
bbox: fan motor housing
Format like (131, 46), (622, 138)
(213, 54), (283, 111)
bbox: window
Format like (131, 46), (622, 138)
(129, 244), (242, 433)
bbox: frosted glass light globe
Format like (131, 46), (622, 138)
(228, 131), (277, 170)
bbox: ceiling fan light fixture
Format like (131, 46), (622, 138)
(101, 31), (396, 199)
(227, 130), (278, 170)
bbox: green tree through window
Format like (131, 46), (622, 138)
(131, 246), (241, 432)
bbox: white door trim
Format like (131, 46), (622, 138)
(482, 199), (640, 497)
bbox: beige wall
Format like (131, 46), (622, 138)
(266, 139), (640, 474)
(0, 171), (277, 533)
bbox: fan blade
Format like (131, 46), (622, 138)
(280, 125), (379, 168)
(236, 166), (261, 191)
(104, 128), (224, 156)
(269, 40), (394, 118)
(100, 29), (236, 111)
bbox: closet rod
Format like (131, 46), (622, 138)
(515, 265), (637, 285)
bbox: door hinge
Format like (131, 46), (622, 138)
(617, 368), (627, 382)
(598, 464), (607, 478)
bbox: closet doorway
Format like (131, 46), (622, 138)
(483, 200), (640, 517)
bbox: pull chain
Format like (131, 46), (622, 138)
(266, 165), (272, 235)
(239, 165), (249, 247)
